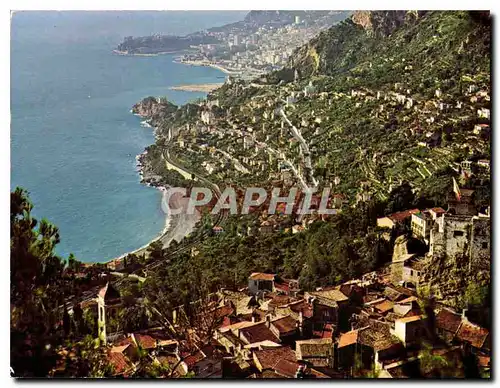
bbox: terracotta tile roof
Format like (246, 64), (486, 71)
(274, 282), (290, 293)
(184, 351), (205, 368)
(296, 338), (332, 358)
(435, 308), (462, 334)
(157, 339), (178, 347)
(249, 272), (276, 281)
(398, 296), (418, 304)
(110, 344), (130, 353)
(312, 323), (334, 339)
(430, 207), (446, 214)
(134, 334), (156, 350)
(268, 295), (295, 308)
(221, 315), (240, 328)
(397, 315), (424, 323)
(338, 330), (359, 348)
(374, 300), (394, 313)
(273, 358), (300, 378)
(213, 304), (235, 319)
(114, 336), (136, 348)
(271, 316), (297, 335)
(253, 346), (296, 370)
(240, 322), (280, 344)
(310, 289), (348, 302)
(220, 320), (256, 332)
(339, 284), (363, 298)
(455, 320), (489, 349)
(388, 209), (420, 223)
(287, 300), (313, 317)
(358, 327), (400, 351)
(108, 352), (132, 376)
(244, 340), (282, 349)
(384, 286), (404, 301)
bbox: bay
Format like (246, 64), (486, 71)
(10, 11), (246, 262)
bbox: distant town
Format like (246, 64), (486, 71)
(116, 11), (351, 79)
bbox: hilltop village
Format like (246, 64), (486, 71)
(61, 189), (490, 378)
(11, 11), (491, 378)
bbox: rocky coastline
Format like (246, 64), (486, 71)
(105, 97), (201, 268)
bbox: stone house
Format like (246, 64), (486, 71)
(377, 209), (420, 229)
(295, 338), (334, 368)
(390, 315), (427, 347)
(305, 289), (349, 333)
(429, 214), (491, 270)
(401, 258), (425, 287)
(411, 207), (445, 244)
(248, 273), (276, 295)
(269, 315), (299, 345)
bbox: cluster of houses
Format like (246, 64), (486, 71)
(74, 181), (491, 378)
(376, 184), (490, 290)
(91, 266), (490, 378)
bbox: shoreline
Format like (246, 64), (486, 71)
(173, 58), (241, 75)
(101, 117), (201, 269)
(169, 83), (224, 93)
(112, 49), (188, 57)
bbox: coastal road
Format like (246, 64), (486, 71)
(114, 147), (227, 282)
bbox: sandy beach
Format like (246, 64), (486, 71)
(169, 83), (223, 93)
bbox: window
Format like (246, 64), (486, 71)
(100, 326), (104, 333)
(100, 307), (104, 319)
(453, 230), (464, 237)
(207, 363), (213, 373)
(482, 242), (488, 249)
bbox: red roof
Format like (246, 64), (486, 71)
(108, 352), (132, 375)
(456, 321), (489, 349)
(312, 323), (334, 339)
(338, 330), (358, 348)
(430, 207), (446, 214)
(374, 300), (394, 313)
(254, 346), (296, 370)
(436, 308), (462, 334)
(240, 322), (279, 344)
(249, 272), (276, 281)
(214, 305), (234, 319)
(388, 209), (420, 223)
(269, 295), (295, 307)
(274, 282), (290, 293)
(271, 316), (297, 334)
(134, 334), (156, 349)
(114, 336), (136, 348)
(184, 351), (205, 368)
(273, 358), (300, 378)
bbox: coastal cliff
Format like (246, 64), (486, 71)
(132, 96), (178, 121)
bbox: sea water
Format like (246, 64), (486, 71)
(11, 11), (247, 262)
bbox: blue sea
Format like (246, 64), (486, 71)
(11, 11), (247, 262)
